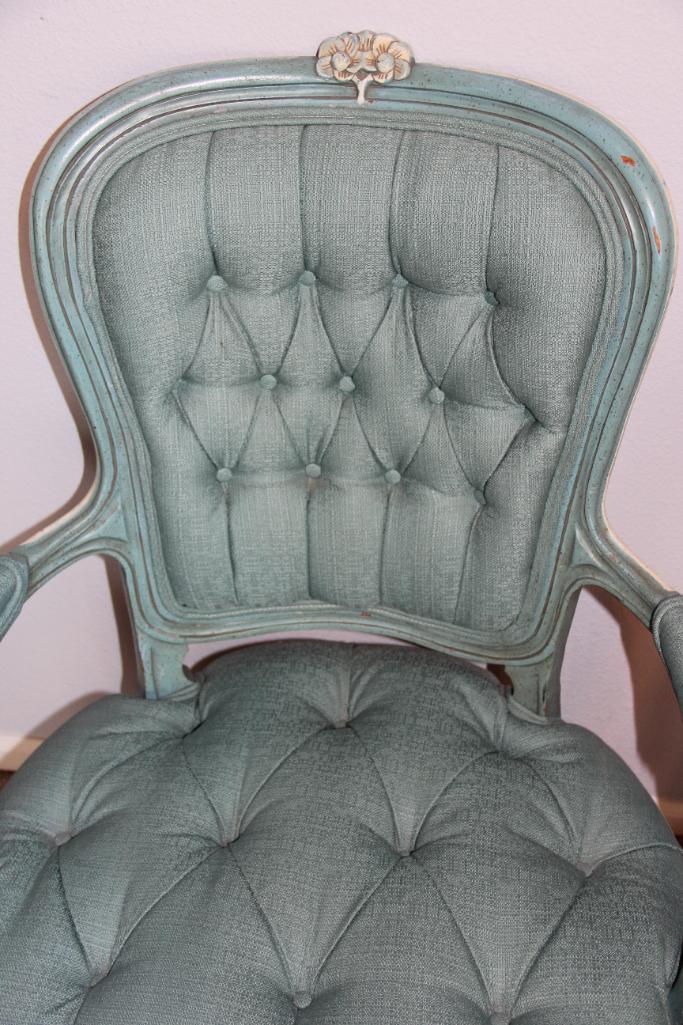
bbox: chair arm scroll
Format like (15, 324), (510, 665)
(0, 553), (29, 642)
(652, 594), (683, 717)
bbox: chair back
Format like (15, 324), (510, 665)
(27, 40), (675, 699)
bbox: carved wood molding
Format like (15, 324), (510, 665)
(316, 31), (414, 103)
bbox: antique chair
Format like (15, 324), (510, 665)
(1, 33), (683, 1024)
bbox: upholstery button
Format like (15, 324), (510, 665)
(53, 831), (72, 846)
(299, 270), (316, 286)
(259, 374), (278, 390)
(338, 375), (355, 394)
(206, 274), (227, 292)
(428, 386), (445, 405)
(385, 469), (401, 485)
(484, 289), (499, 306)
(293, 991), (312, 1009)
(473, 489), (486, 506)
(305, 463), (322, 479)
(392, 273), (408, 289)
(216, 467), (232, 483)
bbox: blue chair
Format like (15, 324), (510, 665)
(1, 33), (682, 1024)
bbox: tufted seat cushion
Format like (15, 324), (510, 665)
(1, 640), (682, 1024)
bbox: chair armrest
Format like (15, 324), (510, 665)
(0, 553), (29, 642)
(0, 484), (125, 645)
(652, 594), (683, 716)
(572, 525), (683, 716)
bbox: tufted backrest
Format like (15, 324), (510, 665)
(91, 117), (616, 631)
(28, 57), (673, 677)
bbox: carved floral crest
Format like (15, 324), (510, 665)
(316, 31), (414, 104)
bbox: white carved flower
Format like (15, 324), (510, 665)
(363, 33), (414, 82)
(316, 33), (363, 80)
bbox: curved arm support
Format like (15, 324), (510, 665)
(652, 594), (683, 717)
(571, 523), (683, 717)
(0, 494), (198, 701)
(0, 486), (127, 642)
(573, 523), (670, 627)
(0, 553), (30, 642)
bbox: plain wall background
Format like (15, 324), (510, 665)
(1, 0), (682, 823)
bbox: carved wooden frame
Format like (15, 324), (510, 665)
(0, 54), (679, 715)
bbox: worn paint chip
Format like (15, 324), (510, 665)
(653, 226), (662, 254)
(620, 155), (637, 166)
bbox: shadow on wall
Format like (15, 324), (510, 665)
(8, 117), (98, 551)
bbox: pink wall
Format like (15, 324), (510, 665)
(1, 0), (682, 825)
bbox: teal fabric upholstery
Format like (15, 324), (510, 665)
(1, 641), (681, 1023)
(92, 121), (612, 629)
(654, 595), (683, 713)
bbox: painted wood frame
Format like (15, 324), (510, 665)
(1, 55), (681, 716)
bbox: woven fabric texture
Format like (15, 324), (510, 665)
(1, 641), (681, 1024)
(92, 123), (609, 629)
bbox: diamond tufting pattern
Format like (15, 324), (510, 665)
(0, 642), (681, 1023)
(92, 121), (612, 628)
